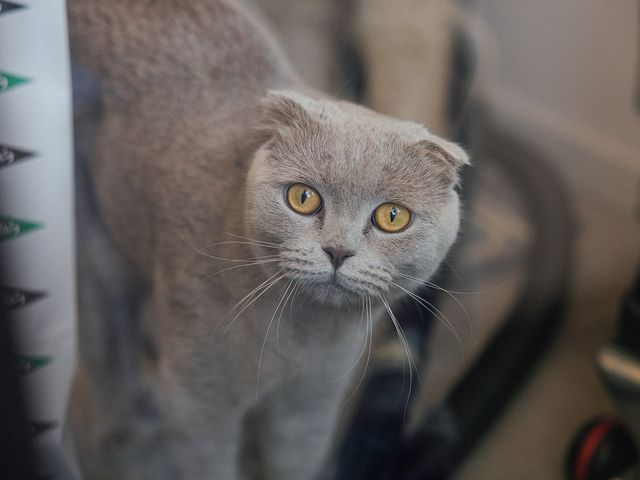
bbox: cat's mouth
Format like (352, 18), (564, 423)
(283, 268), (389, 304)
(276, 251), (392, 303)
(307, 277), (366, 305)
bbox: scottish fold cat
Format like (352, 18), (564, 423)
(68, 0), (468, 478)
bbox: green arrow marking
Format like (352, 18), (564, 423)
(0, 215), (42, 242)
(16, 355), (52, 375)
(0, 1), (26, 16)
(0, 71), (30, 92)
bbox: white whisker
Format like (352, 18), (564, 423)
(220, 230), (283, 248)
(330, 296), (369, 383)
(218, 271), (286, 343)
(212, 270), (283, 338)
(203, 253), (281, 263)
(377, 293), (419, 419)
(203, 258), (281, 280)
(176, 231), (281, 263)
(257, 280), (294, 400)
(392, 281), (464, 351)
(394, 271), (503, 295)
(343, 295), (373, 407)
(393, 273), (476, 347)
(276, 281), (300, 351)
(203, 240), (284, 251)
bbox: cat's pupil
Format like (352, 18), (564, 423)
(301, 190), (310, 204)
(389, 207), (397, 222)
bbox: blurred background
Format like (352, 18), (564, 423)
(1, 0), (639, 479)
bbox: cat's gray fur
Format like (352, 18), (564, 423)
(68, 0), (468, 478)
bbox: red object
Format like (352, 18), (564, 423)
(573, 418), (619, 480)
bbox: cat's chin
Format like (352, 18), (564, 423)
(316, 284), (360, 307)
(295, 275), (383, 308)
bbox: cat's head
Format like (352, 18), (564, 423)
(245, 90), (468, 306)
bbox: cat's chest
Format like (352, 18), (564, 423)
(240, 301), (366, 379)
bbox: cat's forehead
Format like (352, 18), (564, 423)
(271, 107), (445, 207)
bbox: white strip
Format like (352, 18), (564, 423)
(0, 0), (76, 445)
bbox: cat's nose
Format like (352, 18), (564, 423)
(322, 246), (355, 270)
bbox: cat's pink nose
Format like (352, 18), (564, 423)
(322, 246), (355, 270)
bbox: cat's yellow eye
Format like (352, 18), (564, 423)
(286, 183), (322, 215)
(373, 203), (411, 233)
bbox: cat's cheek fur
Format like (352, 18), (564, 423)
(390, 190), (461, 286)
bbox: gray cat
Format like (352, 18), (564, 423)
(68, 0), (468, 479)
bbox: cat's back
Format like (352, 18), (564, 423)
(69, 0), (296, 110)
(69, 0), (298, 277)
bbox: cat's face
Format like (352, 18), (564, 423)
(245, 91), (468, 306)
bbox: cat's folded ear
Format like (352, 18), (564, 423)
(257, 90), (320, 139)
(409, 136), (470, 186)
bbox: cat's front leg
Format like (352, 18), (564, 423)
(159, 364), (253, 480)
(255, 377), (353, 480)
(150, 285), (258, 480)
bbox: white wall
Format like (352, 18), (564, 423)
(473, 0), (640, 220)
